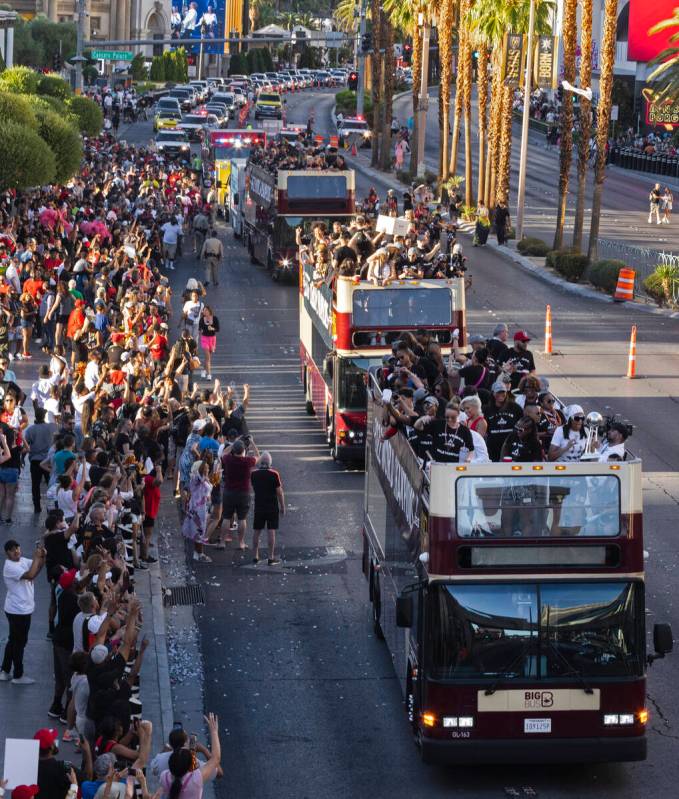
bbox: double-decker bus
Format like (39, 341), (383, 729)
(244, 166), (355, 280)
(362, 382), (673, 764)
(202, 129), (266, 209)
(299, 268), (466, 461)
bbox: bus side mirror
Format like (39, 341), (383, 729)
(396, 595), (413, 628)
(323, 356), (333, 379)
(649, 623), (673, 664)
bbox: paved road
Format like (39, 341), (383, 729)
(130, 97), (679, 798)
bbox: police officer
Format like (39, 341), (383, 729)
(200, 228), (223, 287)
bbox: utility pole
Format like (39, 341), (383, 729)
(73, 0), (87, 94)
(416, 11), (431, 178)
(198, 21), (206, 79)
(515, 0), (536, 240)
(356, 0), (367, 117)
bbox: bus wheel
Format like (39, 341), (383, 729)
(414, 729), (434, 764)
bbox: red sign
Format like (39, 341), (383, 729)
(628, 0), (675, 63)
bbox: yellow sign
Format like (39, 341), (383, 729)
(643, 86), (679, 129)
(478, 688), (601, 713)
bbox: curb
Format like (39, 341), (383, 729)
(342, 151), (679, 319)
(147, 562), (175, 743)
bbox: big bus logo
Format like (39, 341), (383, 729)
(524, 691), (554, 708)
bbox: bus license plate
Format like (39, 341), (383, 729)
(524, 718), (551, 733)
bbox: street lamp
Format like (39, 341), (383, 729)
(515, 0), (535, 240)
(415, 6), (436, 178)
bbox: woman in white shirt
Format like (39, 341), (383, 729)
(548, 404), (587, 462)
(56, 460), (88, 523)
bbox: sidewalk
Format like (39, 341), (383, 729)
(0, 467), (172, 774)
(344, 148), (679, 320)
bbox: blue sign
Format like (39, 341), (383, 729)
(170, 0), (225, 55)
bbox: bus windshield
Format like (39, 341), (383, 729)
(352, 288), (452, 327)
(428, 581), (642, 681)
(274, 216), (353, 250)
(455, 474), (621, 538)
(213, 145), (253, 161)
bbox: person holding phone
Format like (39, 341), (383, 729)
(160, 713), (221, 799)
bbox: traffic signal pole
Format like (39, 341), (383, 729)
(356, 0), (367, 117)
(73, 0), (86, 93)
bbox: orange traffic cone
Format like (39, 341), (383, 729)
(626, 325), (637, 379)
(544, 304), (553, 355)
(351, 141), (358, 156)
(614, 267), (635, 302)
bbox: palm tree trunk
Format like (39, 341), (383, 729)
(438, 0), (455, 179)
(409, 20), (422, 174)
(485, 53), (502, 208)
(370, 0), (382, 167)
(572, 0), (593, 252)
(553, 0), (577, 250)
(476, 43), (488, 205)
(379, 15), (394, 171)
(587, 0), (617, 262)
(449, 20), (467, 177)
(459, 0), (473, 206)
(496, 84), (513, 204)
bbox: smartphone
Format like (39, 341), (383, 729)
(189, 734), (197, 751)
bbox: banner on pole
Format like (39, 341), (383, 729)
(533, 35), (560, 89)
(501, 33), (525, 88)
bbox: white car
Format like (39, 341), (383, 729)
(337, 116), (372, 147)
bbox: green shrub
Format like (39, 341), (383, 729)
(130, 53), (148, 82)
(546, 247), (577, 270)
(36, 109), (83, 183)
(517, 237), (550, 256)
(0, 119), (56, 189)
(0, 91), (37, 128)
(589, 259), (627, 294)
(229, 53), (246, 76)
(554, 251), (589, 282)
(66, 95), (103, 136)
(643, 273), (666, 305)
(149, 55), (165, 82)
(0, 65), (40, 94)
(37, 72), (72, 100)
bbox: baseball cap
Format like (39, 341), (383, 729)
(469, 334), (486, 345)
(90, 644), (109, 665)
(491, 381), (508, 393)
(192, 419), (207, 432)
(12, 787), (39, 799)
(413, 387), (428, 403)
(93, 753), (116, 779)
(34, 728), (58, 751)
(423, 395), (439, 407)
(514, 330), (531, 342)
(407, 247), (418, 257)
(58, 568), (78, 590)
(87, 614), (107, 634)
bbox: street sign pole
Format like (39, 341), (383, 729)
(356, 0), (366, 117)
(416, 12), (431, 178)
(74, 0), (85, 94)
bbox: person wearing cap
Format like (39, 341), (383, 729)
(504, 331), (536, 390)
(595, 422), (629, 462)
(34, 727), (77, 799)
(1, 539), (46, 683)
(11, 785), (41, 799)
(199, 229), (223, 287)
(548, 405), (588, 462)
(250, 451), (285, 566)
(221, 435), (259, 551)
(48, 566), (83, 722)
(483, 381), (523, 462)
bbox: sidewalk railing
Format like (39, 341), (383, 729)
(595, 238), (675, 284)
(609, 146), (679, 178)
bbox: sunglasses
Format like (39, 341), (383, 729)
(543, 398), (555, 404)
(572, 415), (585, 422)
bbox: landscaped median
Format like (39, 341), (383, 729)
(513, 235), (679, 309)
(0, 65), (103, 191)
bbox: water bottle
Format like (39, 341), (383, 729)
(459, 447), (469, 463)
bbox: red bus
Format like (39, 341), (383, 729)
(299, 266), (466, 461)
(363, 383), (673, 764)
(244, 167), (355, 280)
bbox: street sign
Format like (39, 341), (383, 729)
(611, 105), (619, 121)
(91, 50), (133, 61)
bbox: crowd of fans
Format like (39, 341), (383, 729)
(374, 324), (629, 465)
(249, 135), (348, 175)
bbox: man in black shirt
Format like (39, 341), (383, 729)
(34, 727), (74, 799)
(505, 330), (536, 390)
(49, 568), (81, 720)
(250, 452), (285, 566)
(484, 382), (523, 461)
(486, 323), (510, 365)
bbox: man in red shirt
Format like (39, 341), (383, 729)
(142, 463), (163, 565)
(221, 438), (258, 550)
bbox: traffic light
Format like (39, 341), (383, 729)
(471, 49), (478, 81)
(52, 51), (62, 71)
(348, 71), (358, 90)
(403, 42), (412, 65)
(361, 33), (372, 54)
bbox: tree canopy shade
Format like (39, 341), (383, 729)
(66, 95), (104, 137)
(0, 119), (56, 190)
(0, 91), (38, 129)
(0, 65), (40, 95)
(35, 109), (83, 183)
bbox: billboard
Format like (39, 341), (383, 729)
(170, 0), (225, 55)
(628, 0), (675, 63)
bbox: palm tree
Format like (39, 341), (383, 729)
(370, 0), (382, 167)
(648, 8), (679, 98)
(437, 0), (456, 179)
(586, 0), (618, 262)
(475, 41), (489, 203)
(379, 12), (395, 170)
(553, 0), (577, 250)
(572, 0), (593, 251)
(333, 0), (359, 31)
(460, 0), (473, 206)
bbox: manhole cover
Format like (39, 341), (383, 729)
(163, 584), (206, 607)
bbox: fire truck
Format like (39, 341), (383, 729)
(243, 166), (355, 280)
(362, 383), (673, 764)
(300, 268), (466, 461)
(202, 129), (266, 211)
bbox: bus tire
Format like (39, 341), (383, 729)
(371, 571), (384, 640)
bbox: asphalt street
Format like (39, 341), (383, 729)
(127, 92), (679, 798)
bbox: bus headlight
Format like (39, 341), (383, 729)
(442, 717), (458, 728)
(619, 714), (635, 725)
(458, 717), (474, 728)
(603, 715), (619, 726)
(348, 430), (355, 439)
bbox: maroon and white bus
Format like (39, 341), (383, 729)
(363, 382), (673, 764)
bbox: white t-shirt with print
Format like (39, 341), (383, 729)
(3, 557), (35, 614)
(550, 426), (586, 461)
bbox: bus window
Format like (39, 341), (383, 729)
(352, 288), (452, 328)
(455, 475), (621, 538)
(337, 357), (382, 410)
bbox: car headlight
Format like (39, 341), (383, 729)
(181, 144), (190, 150)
